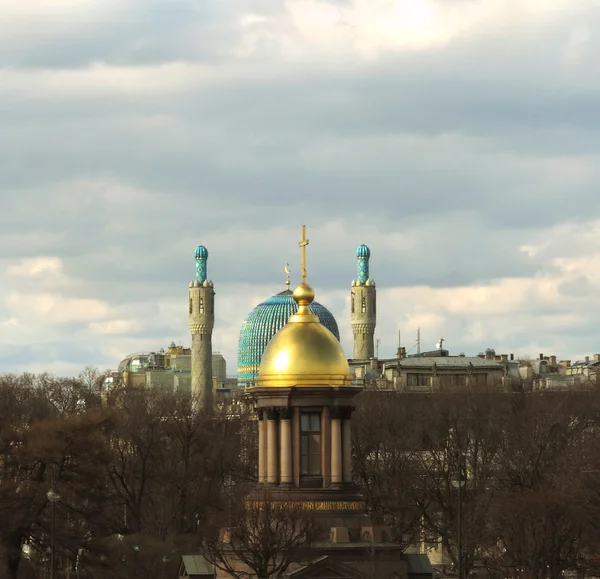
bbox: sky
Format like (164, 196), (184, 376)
(1, 0), (600, 377)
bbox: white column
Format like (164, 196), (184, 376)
(280, 409), (292, 485)
(258, 410), (267, 483)
(342, 415), (352, 483)
(267, 408), (278, 484)
(331, 409), (342, 485)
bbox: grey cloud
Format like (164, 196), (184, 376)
(1, 0), (237, 69)
(2, 0), (600, 372)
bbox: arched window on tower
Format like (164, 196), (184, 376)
(373, 297), (376, 315)
(351, 296), (355, 314)
(189, 297), (193, 314)
(361, 296), (366, 313)
(199, 297), (205, 314)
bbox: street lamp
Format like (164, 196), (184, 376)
(451, 453), (466, 579)
(133, 545), (140, 578)
(46, 465), (60, 579)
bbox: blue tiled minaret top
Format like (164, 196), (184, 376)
(237, 289), (340, 388)
(356, 244), (370, 285)
(194, 245), (208, 284)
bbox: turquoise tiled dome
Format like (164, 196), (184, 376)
(356, 244), (370, 259)
(195, 245), (209, 259)
(237, 289), (340, 388)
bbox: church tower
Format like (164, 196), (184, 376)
(250, 226), (366, 517)
(188, 245), (214, 408)
(222, 228), (428, 579)
(350, 244), (376, 360)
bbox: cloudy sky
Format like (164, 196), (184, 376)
(1, 0), (599, 376)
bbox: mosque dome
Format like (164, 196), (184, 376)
(237, 288), (340, 388)
(194, 245), (209, 259)
(257, 283), (350, 388)
(356, 244), (371, 259)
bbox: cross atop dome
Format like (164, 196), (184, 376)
(299, 224), (309, 284)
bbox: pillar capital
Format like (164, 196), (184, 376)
(266, 407), (280, 421)
(331, 406), (353, 420)
(279, 407), (292, 420)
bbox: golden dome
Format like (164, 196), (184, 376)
(257, 283), (351, 388)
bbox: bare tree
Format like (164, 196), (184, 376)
(415, 388), (505, 576)
(203, 490), (322, 579)
(486, 391), (600, 579)
(78, 366), (111, 393)
(353, 391), (425, 547)
(0, 373), (115, 579)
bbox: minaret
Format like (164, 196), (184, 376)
(350, 244), (376, 360)
(188, 245), (215, 408)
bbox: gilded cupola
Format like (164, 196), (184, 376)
(256, 226), (350, 388)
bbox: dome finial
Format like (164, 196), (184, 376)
(298, 224), (309, 285)
(284, 263), (291, 289)
(194, 245), (209, 284)
(356, 244), (370, 285)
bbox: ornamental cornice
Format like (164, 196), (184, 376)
(189, 324), (215, 335)
(351, 323), (376, 334)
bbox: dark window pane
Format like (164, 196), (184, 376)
(301, 414), (310, 431)
(301, 435), (308, 454)
(310, 414), (320, 431)
(301, 455), (308, 475)
(309, 434), (320, 453)
(309, 454), (321, 475)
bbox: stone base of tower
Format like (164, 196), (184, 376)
(211, 484), (432, 579)
(247, 485), (372, 532)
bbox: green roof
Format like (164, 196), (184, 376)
(405, 554), (433, 575)
(181, 555), (214, 577)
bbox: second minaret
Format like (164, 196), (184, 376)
(189, 245), (215, 408)
(350, 244), (376, 360)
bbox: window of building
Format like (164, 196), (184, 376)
(199, 297), (204, 314)
(473, 373), (487, 388)
(189, 297), (193, 314)
(446, 374), (467, 388)
(351, 297), (355, 314)
(373, 297), (376, 315)
(361, 296), (366, 313)
(300, 412), (321, 476)
(407, 373), (430, 388)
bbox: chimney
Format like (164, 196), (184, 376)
(539, 353), (544, 360)
(369, 358), (378, 371)
(510, 353), (514, 361)
(397, 346), (406, 360)
(550, 355), (557, 366)
(501, 354), (508, 362)
(585, 356), (590, 364)
(594, 354), (600, 363)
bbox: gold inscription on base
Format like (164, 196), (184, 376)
(247, 500), (363, 511)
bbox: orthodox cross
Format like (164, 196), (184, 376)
(298, 225), (309, 284)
